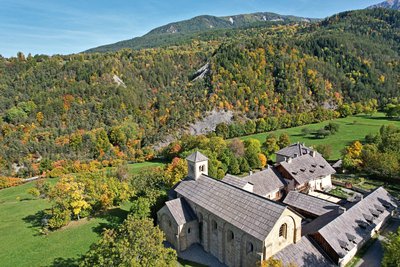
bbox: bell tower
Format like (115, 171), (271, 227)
(186, 151), (208, 180)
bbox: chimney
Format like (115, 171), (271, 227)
(249, 170), (253, 176)
(311, 151), (316, 157)
(355, 194), (363, 202)
(287, 157), (292, 164)
(244, 182), (254, 193)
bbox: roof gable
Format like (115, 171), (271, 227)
(242, 167), (286, 196)
(165, 198), (197, 226)
(276, 143), (313, 158)
(279, 154), (335, 185)
(175, 175), (287, 241)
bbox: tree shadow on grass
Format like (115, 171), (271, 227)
(22, 210), (47, 236)
(47, 257), (80, 267)
(91, 207), (129, 236)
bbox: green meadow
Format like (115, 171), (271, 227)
(0, 161), (165, 267)
(240, 113), (400, 160)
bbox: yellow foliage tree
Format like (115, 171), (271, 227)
(258, 153), (267, 168)
(164, 157), (188, 186)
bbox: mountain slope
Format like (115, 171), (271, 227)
(0, 9), (399, 176)
(85, 12), (316, 53)
(368, 0), (400, 10)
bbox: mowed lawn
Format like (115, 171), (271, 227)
(128, 161), (166, 174)
(0, 181), (130, 267)
(0, 161), (166, 267)
(240, 113), (400, 160)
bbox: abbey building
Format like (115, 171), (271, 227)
(157, 145), (397, 267)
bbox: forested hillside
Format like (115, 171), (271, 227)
(86, 12), (315, 53)
(0, 9), (399, 177)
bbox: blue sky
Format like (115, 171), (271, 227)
(0, 0), (382, 57)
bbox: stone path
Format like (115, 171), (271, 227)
(179, 243), (227, 267)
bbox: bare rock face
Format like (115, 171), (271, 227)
(113, 75), (126, 88)
(189, 110), (234, 135)
(368, 0), (400, 10)
(191, 63), (210, 82)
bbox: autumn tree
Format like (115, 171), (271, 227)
(278, 133), (291, 149)
(264, 134), (279, 156)
(164, 157), (188, 186)
(80, 216), (177, 267)
(342, 141), (363, 170)
(315, 144), (333, 159)
(229, 138), (245, 157)
(244, 139), (262, 169)
(215, 123), (229, 139)
(382, 227), (400, 267)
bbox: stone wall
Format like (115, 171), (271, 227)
(309, 175), (332, 191)
(263, 209), (302, 259)
(179, 221), (199, 251)
(185, 198), (264, 267)
(157, 207), (179, 249)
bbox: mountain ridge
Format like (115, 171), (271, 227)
(85, 12), (317, 53)
(368, 0), (400, 10)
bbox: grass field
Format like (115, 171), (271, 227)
(0, 160), (167, 267)
(128, 160), (166, 174)
(0, 180), (131, 267)
(240, 113), (400, 160)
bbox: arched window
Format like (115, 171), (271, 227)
(212, 220), (217, 234)
(199, 165), (205, 172)
(279, 223), (287, 239)
(247, 242), (254, 254)
(188, 228), (191, 234)
(227, 230), (234, 242)
(168, 220), (172, 228)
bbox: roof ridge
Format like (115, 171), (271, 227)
(201, 174), (288, 209)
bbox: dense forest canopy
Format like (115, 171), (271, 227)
(0, 9), (399, 177)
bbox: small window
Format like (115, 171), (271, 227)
(212, 220), (217, 232)
(188, 228), (191, 234)
(227, 230), (234, 242)
(168, 220), (172, 228)
(199, 165), (205, 172)
(247, 242), (254, 254)
(279, 223), (287, 239)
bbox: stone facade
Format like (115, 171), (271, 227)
(158, 196), (302, 267)
(157, 149), (396, 267)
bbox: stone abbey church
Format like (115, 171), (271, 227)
(157, 144), (397, 267)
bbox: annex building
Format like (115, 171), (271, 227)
(157, 144), (398, 267)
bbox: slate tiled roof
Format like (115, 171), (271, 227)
(276, 143), (313, 158)
(165, 198), (197, 226)
(186, 151), (208, 162)
(275, 236), (335, 267)
(222, 174), (249, 189)
(283, 191), (340, 217)
(315, 187), (397, 258)
(279, 153), (336, 185)
(242, 167), (286, 196)
(174, 175), (287, 241)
